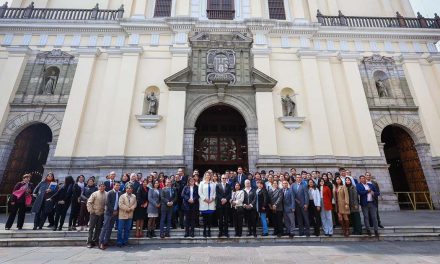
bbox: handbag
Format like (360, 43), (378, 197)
(12, 185), (27, 200)
(25, 194), (33, 207)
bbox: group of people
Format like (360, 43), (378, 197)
(5, 167), (383, 249)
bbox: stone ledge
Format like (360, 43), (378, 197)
(278, 116), (306, 131)
(135, 115), (162, 129)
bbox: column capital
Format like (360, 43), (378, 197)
(170, 46), (191, 56)
(296, 49), (319, 58)
(75, 47), (101, 57)
(397, 53), (423, 62)
(5, 46), (32, 57)
(426, 54), (440, 63)
(337, 52), (363, 62)
(120, 46), (143, 55)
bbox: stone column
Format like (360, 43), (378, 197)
(292, 0), (306, 23)
(306, 0), (319, 22)
(0, 143), (14, 183)
(123, 0), (136, 18)
(175, 0), (189, 16)
(106, 47), (142, 156)
(164, 89), (186, 156)
(297, 50), (333, 156)
(401, 54), (440, 157)
(415, 143), (440, 209)
(0, 46), (31, 137)
(338, 52), (381, 157)
(250, 0), (263, 18)
(183, 127), (196, 173)
(55, 48), (101, 157)
(246, 128), (259, 173)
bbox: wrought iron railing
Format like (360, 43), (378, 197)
(0, 194), (10, 215)
(207, 9), (235, 20)
(317, 10), (440, 29)
(393, 192), (438, 210)
(0, 2), (124, 20)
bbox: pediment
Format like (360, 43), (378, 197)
(37, 49), (74, 59)
(164, 67), (191, 90)
(363, 54), (395, 64)
(189, 31), (253, 47)
(252, 68), (277, 90)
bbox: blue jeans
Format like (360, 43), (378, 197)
(117, 219), (132, 246)
(259, 212), (268, 234)
(160, 208), (173, 235)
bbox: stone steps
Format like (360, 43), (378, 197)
(0, 226), (439, 246)
(0, 233), (439, 247)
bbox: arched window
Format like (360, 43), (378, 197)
(268, 0), (286, 20)
(39, 66), (60, 95)
(373, 70), (391, 98)
(207, 0), (235, 20)
(154, 0), (172, 17)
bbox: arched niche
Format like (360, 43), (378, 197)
(143, 86), (160, 115)
(373, 70), (391, 98)
(39, 66), (60, 95)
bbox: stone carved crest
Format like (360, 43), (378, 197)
(36, 49), (75, 65)
(206, 49), (236, 85)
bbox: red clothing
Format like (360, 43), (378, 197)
(321, 185), (333, 211)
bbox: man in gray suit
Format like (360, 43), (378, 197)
(99, 182), (120, 250)
(282, 180), (296, 238)
(160, 179), (177, 238)
(291, 174), (310, 237)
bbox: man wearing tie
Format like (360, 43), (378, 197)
(99, 182), (120, 250)
(160, 179), (177, 238)
(282, 180), (296, 238)
(104, 171), (116, 192)
(235, 167), (246, 189)
(216, 174), (232, 238)
(291, 174), (310, 237)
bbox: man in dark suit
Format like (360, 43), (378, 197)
(99, 182), (120, 249)
(216, 174), (232, 237)
(282, 180), (296, 238)
(235, 167), (246, 189)
(291, 174), (310, 237)
(366, 172), (384, 228)
(160, 179), (177, 238)
(104, 171), (117, 192)
(357, 175), (381, 237)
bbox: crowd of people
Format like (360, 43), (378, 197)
(5, 167), (383, 249)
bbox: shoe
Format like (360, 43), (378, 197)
(5, 228), (10, 230)
(86, 243), (93, 248)
(262, 233), (268, 237)
(47, 224), (54, 228)
(374, 231), (379, 237)
(17, 227), (22, 230)
(379, 224), (384, 229)
(38, 227), (42, 230)
(99, 244), (106, 250)
(58, 227), (62, 231)
(53, 227), (58, 231)
(68, 227), (72, 231)
(217, 234), (223, 238)
(253, 233), (257, 238)
(367, 230), (372, 237)
(165, 233), (170, 238)
(160, 234), (165, 239)
(246, 232), (252, 237)
(225, 234), (230, 238)
(289, 234), (294, 238)
(33, 227), (37, 230)
(152, 231), (157, 238)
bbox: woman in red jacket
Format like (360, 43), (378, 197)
(319, 179), (333, 236)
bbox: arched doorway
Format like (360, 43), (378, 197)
(1, 123), (52, 193)
(381, 125), (429, 209)
(193, 105), (248, 174)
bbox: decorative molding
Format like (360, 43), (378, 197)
(278, 116), (306, 131)
(135, 115), (162, 129)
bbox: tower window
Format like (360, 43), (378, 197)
(154, 0), (172, 17)
(268, 0), (286, 20)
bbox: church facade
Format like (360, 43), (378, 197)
(0, 0), (440, 210)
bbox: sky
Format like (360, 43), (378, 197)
(409, 0), (440, 17)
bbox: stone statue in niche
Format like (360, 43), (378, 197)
(376, 79), (389, 97)
(146, 92), (159, 115)
(282, 95), (296, 117)
(43, 69), (58, 94)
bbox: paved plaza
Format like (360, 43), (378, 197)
(0, 241), (439, 264)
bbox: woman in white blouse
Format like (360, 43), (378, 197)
(307, 179), (322, 236)
(198, 172), (216, 237)
(230, 182), (244, 237)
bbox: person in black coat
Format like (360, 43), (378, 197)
(173, 174), (185, 229)
(68, 175), (85, 231)
(50, 176), (74, 231)
(5, 174), (34, 230)
(234, 167), (247, 189)
(216, 174), (232, 237)
(255, 180), (269, 236)
(134, 179), (149, 238)
(182, 177), (199, 237)
(242, 179), (257, 237)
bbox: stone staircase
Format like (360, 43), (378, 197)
(1, 226), (439, 247)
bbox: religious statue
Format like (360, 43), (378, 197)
(43, 70), (58, 95)
(146, 92), (159, 115)
(376, 79), (389, 97)
(282, 95), (296, 117)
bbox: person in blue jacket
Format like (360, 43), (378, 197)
(356, 175), (380, 237)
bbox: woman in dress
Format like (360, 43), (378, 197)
(5, 174), (34, 230)
(32, 172), (57, 230)
(198, 172), (216, 237)
(146, 180), (161, 238)
(134, 179), (149, 238)
(334, 176), (350, 237)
